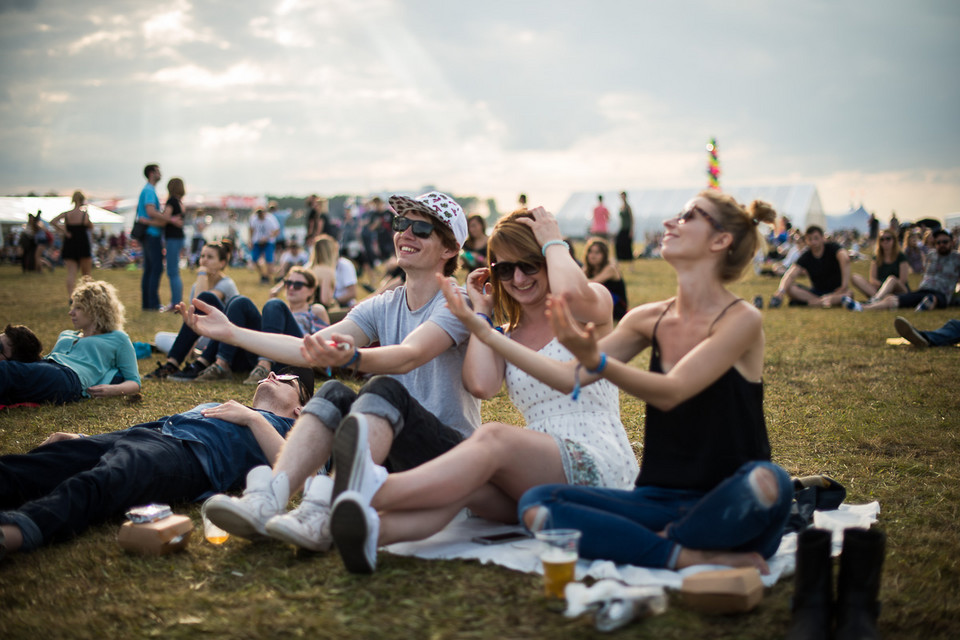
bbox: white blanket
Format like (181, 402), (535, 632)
(384, 502), (880, 589)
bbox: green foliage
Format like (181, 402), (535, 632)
(1, 258), (958, 639)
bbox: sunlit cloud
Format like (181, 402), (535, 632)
(198, 118), (272, 148)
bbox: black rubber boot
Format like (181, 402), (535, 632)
(786, 528), (833, 640)
(835, 527), (885, 640)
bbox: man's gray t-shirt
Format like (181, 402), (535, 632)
(344, 285), (481, 437)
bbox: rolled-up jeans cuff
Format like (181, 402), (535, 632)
(666, 542), (682, 570)
(0, 510), (43, 552)
(351, 393), (403, 436)
(301, 396), (344, 432)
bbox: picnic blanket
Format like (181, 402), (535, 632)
(384, 502), (880, 589)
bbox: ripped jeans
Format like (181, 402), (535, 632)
(517, 460), (793, 569)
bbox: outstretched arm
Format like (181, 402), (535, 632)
(200, 401), (286, 463)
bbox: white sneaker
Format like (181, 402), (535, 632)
(201, 466), (290, 539)
(330, 490), (380, 574)
(265, 475), (334, 552)
(332, 414), (388, 503)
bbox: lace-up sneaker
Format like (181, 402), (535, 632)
(914, 294), (936, 312)
(842, 296), (862, 312)
(243, 364), (271, 385)
(265, 475), (334, 551)
(331, 490), (380, 573)
(332, 414), (388, 503)
(894, 316), (929, 347)
(169, 360), (205, 381)
(145, 361), (180, 380)
(194, 362), (231, 382)
(202, 466), (290, 539)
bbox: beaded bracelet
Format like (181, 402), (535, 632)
(540, 240), (570, 257)
(572, 353), (609, 401)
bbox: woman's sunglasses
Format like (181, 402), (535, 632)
(676, 205), (725, 232)
(284, 280), (310, 290)
(490, 260), (543, 281)
(392, 216), (435, 239)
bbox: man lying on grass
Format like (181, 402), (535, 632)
(0, 369), (311, 559)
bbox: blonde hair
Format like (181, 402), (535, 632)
(310, 235), (338, 268)
(71, 191), (85, 207)
(487, 209), (545, 331)
(71, 277), (126, 333)
(697, 190), (777, 282)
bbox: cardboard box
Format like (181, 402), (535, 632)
(118, 514), (194, 555)
(680, 567), (764, 614)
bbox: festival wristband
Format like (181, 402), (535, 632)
(476, 313), (504, 334)
(586, 352), (608, 375)
(540, 240), (570, 256)
(343, 348), (360, 368)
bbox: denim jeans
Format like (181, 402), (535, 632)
(0, 360), (83, 405)
(168, 291), (223, 364)
(141, 233), (164, 310)
(518, 461), (793, 569)
(302, 376), (464, 473)
(921, 319), (960, 346)
(215, 296), (263, 372)
(164, 237), (185, 306)
(0, 426), (209, 550)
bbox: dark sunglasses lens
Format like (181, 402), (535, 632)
(492, 261), (540, 280)
(392, 217), (434, 238)
(285, 281), (307, 290)
(518, 262), (541, 276)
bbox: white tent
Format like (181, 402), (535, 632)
(826, 205), (871, 234)
(554, 184), (825, 239)
(0, 197), (125, 226)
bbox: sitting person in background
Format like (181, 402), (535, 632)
(0, 278), (141, 405)
(583, 236), (629, 321)
(845, 229), (960, 312)
(304, 235), (338, 309)
(902, 228), (925, 274)
(0, 325), (43, 364)
(850, 230), (909, 302)
(272, 239), (309, 282)
(769, 225), (851, 308)
(460, 214), (489, 271)
(0, 370), (310, 558)
(334, 244), (359, 310)
(146, 242), (240, 380)
(178, 266), (331, 384)
(895, 316), (960, 348)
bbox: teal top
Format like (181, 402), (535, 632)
(45, 330), (141, 395)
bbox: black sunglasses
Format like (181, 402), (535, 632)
(490, 260), (543, 281)
(258, 373), (300, 386)
(392, 216), (435, 239)
(284, 280), (310, 290)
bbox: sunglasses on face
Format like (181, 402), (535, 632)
(258, 373), (300, 387)
(880, 236), (894, 241)
(676, 205), (725, 232)
(392, 216), (435, 239)
(490, 260), (543, 281)
(284, 280), (310, 290)
(935, 239), (952, 246)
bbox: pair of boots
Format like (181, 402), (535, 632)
(787, 527), (886, 640)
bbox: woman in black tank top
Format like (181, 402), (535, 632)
(515, 190), (795, 573)
(50, 191), (94, 300)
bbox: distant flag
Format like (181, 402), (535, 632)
(706, 138), (720, 190)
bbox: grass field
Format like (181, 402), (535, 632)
(1, 257), (958, 639)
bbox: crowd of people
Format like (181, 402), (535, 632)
(1, 183), (955, 640)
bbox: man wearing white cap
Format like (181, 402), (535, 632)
(186, 192), (480, 552)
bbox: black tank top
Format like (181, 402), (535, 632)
(635, 298), (771, 491)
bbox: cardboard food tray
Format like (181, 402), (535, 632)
(118, 514), (194, 555)
(680, 567), (764, 614)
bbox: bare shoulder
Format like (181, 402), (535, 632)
(618, 298), (673, 337)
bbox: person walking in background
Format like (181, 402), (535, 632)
(50, 191), (94, 301)
(137, 164), (164, 310)
(590, 194), (610, 240)
(249, 207), (280, 285)
(615, 191), (634, 261)
(161, 178), (187, 311)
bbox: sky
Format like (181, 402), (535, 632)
(1, 0), (958, 219)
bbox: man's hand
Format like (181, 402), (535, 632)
(179, 298), (235, 343)
(40, 432), (82, 446)
(200, 400), (259, 427)
(300, 332), (355, 369)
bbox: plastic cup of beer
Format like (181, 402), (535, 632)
(202, 513), (229, 545)
(535, 529), (581, 598)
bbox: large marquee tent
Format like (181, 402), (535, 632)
(0, 196), (125, 226)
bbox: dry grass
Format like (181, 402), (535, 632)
(1, 257), (959, 639)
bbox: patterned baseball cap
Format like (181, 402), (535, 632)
(388, 191), (468, 248)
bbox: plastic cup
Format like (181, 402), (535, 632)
(535, 529), (581, 598)
(202, 513), (229, 545)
